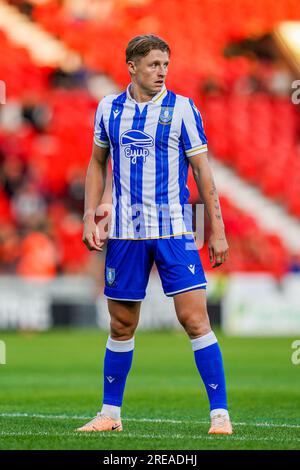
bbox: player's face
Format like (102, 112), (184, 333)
(129, 49), (169, 96)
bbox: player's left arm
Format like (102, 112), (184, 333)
(189, 152), (229, 268)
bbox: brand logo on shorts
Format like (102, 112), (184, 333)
(120, 129), (154, 164)
(159, 106), (174, 125)
(106, 267), (116, 286)
(187, 264), (195, 274)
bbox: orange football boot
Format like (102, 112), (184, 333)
(76, 413), (122, 432)
(208, 414), (233, 435)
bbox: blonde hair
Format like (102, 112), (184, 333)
(126, 34), (170, 63)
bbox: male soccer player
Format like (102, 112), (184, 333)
(78, 35), (232, 435)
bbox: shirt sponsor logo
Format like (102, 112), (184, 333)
(120, 129), (154, 164)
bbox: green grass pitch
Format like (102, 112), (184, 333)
(0, 328), (299, 450)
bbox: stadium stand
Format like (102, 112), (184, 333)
(202, 93), (300, 218)
(1, 0), (299, 278)
(0, 29), (51, 98)
(30, 0), (300, 88)
(29, 0), (300, 218)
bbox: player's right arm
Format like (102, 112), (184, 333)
(83, 98), (111, 251)
(82, 143), (110, 251)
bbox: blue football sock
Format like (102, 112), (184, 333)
(103, 336), (134, 408)
(191, 331), (228, 412)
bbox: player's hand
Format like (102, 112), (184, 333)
(208, 231), (229, 268)
(82, 217), (104, 252)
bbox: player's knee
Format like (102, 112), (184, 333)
(179, 310), (211, 338)
(110, 318), (137, 340)
(186, 323), (211, 338)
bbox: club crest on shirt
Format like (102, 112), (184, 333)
(106, 267), (116, 286)
(159, 107), (174, 125)
(120, 129), (154, 164)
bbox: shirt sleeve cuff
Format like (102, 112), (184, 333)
(94, 136), (110, 148)
(185, 144), (208, 157)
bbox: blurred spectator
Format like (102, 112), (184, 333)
(0, 223), (21, 273)
(64, 0), (112, 21)
(6, 1), (34, 18)
(0, 100), (23, 133)
(1, 156), (27, 198)
(16, 231), (57, 278)
(56, 212), (90, 274)
(267, 60), (293, 96)
(65, 168), (85, 214)
(22, 95), (52, 133)
(49, 65), (89, 90)
(11, 181), (47, 230)
(0, 189), (12, 223)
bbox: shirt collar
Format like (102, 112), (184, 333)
(126, 84), (167, 105)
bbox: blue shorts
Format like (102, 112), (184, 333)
(104, 234), (207, 301)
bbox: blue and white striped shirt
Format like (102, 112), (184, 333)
(94, 85), (207, 239)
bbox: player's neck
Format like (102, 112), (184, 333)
(129, 83), (156, 103)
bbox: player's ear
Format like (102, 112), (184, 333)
(127, 60), (136, 75)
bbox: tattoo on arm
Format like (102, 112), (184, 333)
(209, 182), (217, 196)
(195, 169), (223, 224)
(208, 180), (223, 221)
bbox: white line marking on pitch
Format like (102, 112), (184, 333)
(0, 412), (300, 430)
(0, 431), (299, 444)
